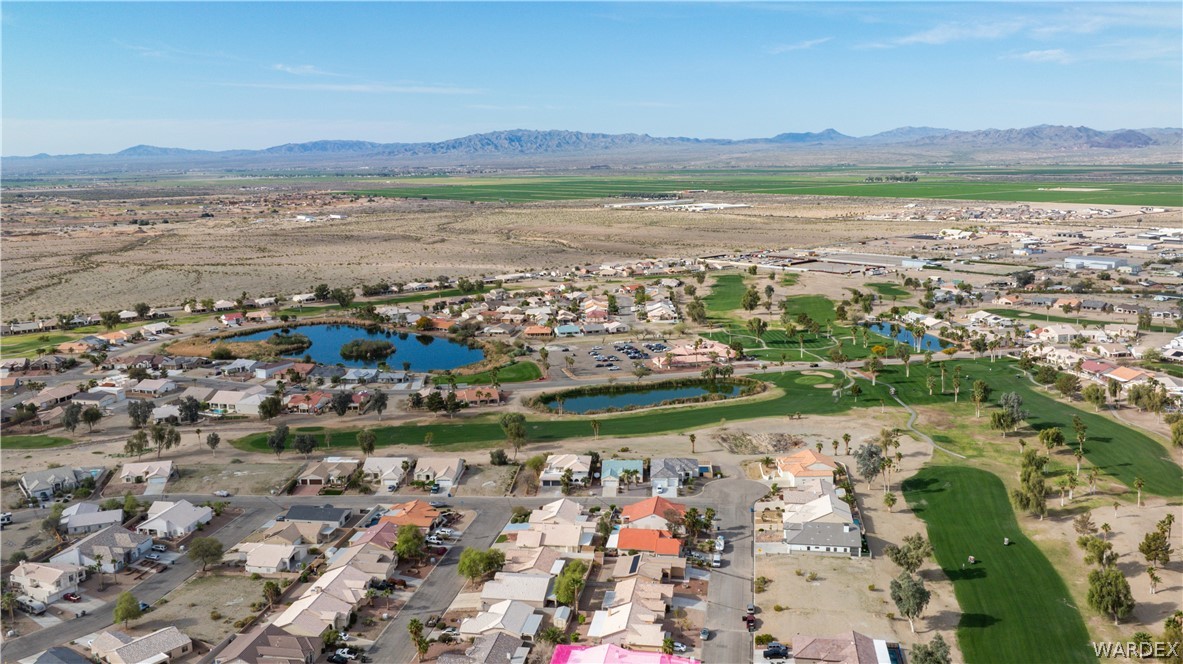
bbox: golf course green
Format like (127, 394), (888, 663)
(903, 465), (1094, 664)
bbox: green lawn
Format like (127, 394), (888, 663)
(903, 465), (1093, 664)
(983, 308), (1113, 328)
(432, 360), (542, 385)
(348, 169), (1183, 207)
(703, 274), (748, 318)
(876, 360), (1183, 497)
(0, 435), (74, 449)
(233, 368), (880, 453)
(867, 282), (912, 300)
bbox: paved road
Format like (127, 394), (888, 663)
(699, 478), (768, 664)
(1, 505), (274, 660)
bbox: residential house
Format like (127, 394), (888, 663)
(549, 645), (696, 664)
(587, 577), (673, 651)
(792, 631), (902, 664)
(216, 623), (319, 664)
(378, 500), (442, 531)
(136, 499), (213, 539)
(228, 542), (303, 575)
(514, 523), (592, 554)
(283, 504), (351, 530)
(351, 522), (402, 550)
(1104, 366), (1153, 385)
(273, 591), (354, 637)
(363, 457), (411, 492)
(9, 561), (85, 604)
(51, 525), (152, 573)
(619, 496), (686, 531)
(255, 362), (295, 380)
(1096, 343), (1131, 358)
(128, 378), (176, 396)
(600, 459), (644, 498)
(90, 626), (193, 664)
(119, 460), (174, 484)
(207, 386), (267, 415)
(611, 553), (686, 583)
(453, 386), (505, 407)
(437, 633), (528, 664)
(20, 467), (93, 502)
(540, 454), (592, 488)
(60, 503), (123, 535)
(1034, 324), (1079, 344)
(769, 450), (839, 488)
(325, 543), (397, 582)
(460, 600), (543, 640)
(522, 325), (553, 338)
(72, 391), (120, 411)
(480, 572), (555, 610)
(649, 458), (699, 496)
(297, 457), (360, 486)
(24, 384), (79, 410)
(285, 391), (333, 414)
(26, 647), (93, 664)
(413, 457), (466, 491)
(307, 564), (374, 605)
(609, 529), (682, 556)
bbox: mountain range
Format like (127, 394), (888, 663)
(6, 125), (1181, 174)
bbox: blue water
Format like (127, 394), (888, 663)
(549, 384), (741, 414)
(866, 322), (948, 352)
(227, 324), (484, 370)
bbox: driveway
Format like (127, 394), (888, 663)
(143, 478), (167, 496)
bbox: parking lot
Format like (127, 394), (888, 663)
(563, 339), (672, 377)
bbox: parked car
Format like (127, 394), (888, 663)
(335, 648), (358, 660)
(213, 490), (231, 497)
(63, 593), (82, 602)
(425, 535), (444, 545)
(763, 643), (790, 660)
(672, 643), (688, 653)
(327, 655), (349, 664)
(138, 602), (150, 612)
(426, 615), (440, 628)
(145, 553), (161, 561)
(429, 501), (448, 508)
(151, 544), (167, 553)
(441, 627), (459, 636)
(700, 628), (710, 641)
(435, 528), (455, 538)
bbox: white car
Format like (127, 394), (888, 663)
(145, 553), (161, 561)
(425, 536), (444, 545)
(213, 490), (231, 497)
(334, 648), (357, 660)
(435, 528), (455, 538)
(672, 642), (689, 653)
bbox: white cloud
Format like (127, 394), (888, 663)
(895, 20), (1026, 46)
(272, 64), (342, 77)
(1015, 49), (1074, 64)
(223, 82), (481, 95)
(767, 37), (832, 54)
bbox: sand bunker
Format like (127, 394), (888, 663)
(1037, 187), (1108, 192)
(814, 382), (835, 388)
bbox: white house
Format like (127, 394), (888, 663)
(9, 561), (85, 604)
(119, 460), (174, 484)
(363, 457), (411, 492)
(51, 525), (152, 573)
(413, 457), (466, 491)
(539, 454), (592, 488)
(136, 500), (213, 539)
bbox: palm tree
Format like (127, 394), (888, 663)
(1147, 566), (1161, 595)
(1, 591), (16, 624)
(590, 419), (600, 440)
(1134, 477), (1145, 507)
(689, 433), (696, 454)
(93, 553), (107, 590)
(884, 492), (897, 512)
(842, 433), (851, 456)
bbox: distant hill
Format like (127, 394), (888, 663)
(5, 125), (1180, 174)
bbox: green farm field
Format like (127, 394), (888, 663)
(350, 169), (1183, 207)
(903, 465), (1094, 664)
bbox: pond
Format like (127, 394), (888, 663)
(546, 383), (742, 414)
(865, 322), (949, 352)
(227, 324), (485, 370)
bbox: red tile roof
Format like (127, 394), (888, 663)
(615, 528), (682, 556)
(620, 496), (686, 523)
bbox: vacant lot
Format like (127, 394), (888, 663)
(141, 572), (267, 644)
(454, 464), (515, 497)
(166, 462), (302, 496)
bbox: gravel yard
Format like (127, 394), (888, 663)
(166, 462), (302, 496)
(140, 572), (267, 644)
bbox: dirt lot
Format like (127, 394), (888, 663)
(167, 462), (302, 496)
(454, 464), (516, 497)
(141, 572), (267, 644)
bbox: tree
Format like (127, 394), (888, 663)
(62, 402), (83, 433)
(188, 536), (224, 571)
(267, 424), (289, 458)
(150, 423), (180, 459)
(293, 434), (317, 458)
(124, 430), (149, 459)
(864, 356), (882, 386)
(910, 634), (951, 664)
(1011, 449), (1048, 520)
(127, 399), (153, 429)
(538, 626), (567, 645)
(747, 317), (768, 340)
(554, 559), (588, 606)
(1, 591), (16, 624)
(258, 395), (283, 421)
(741, 286), (761, 312)
(263, 580), (281, 608)
(113, 591), (143, 628)
(883, 492), (897, 512)
(395, 524), (426, 567)
(1082, 384), (1107, 411)
(357, 429), (377, 456)
(366, 391), (389, 420)
(1055, 373), (1081, 399)
(500, 412), (527, 459)
(971, 380), (991, 418)
(331, 287), (355, 309)
(71, 403), (99, 432)
(884, 534), (933, 574)
(1139, 529), (1172, 566)
(662, 638), (676, 656)
(1134, 477), (1145, 507)
(100, 311), (122, 330)
(178, 396), (201, 424)
(408, 617), (424, 642)
(1087, 566), (1135, 625)
(853, 444), (883, 488)
(925, 373), (937, 397)
(1038, 427), (1065, 454)
(457, 547), (506, 584)
(889, 572), (931, 633)
(331, 392), (352, 417)
(205, 432), (221, 456)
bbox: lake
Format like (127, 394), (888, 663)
(865, 322), (949, 352)
(228, 324), (485, 370)
(547, 384), (741, 414)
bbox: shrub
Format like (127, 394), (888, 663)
(806, 572), (819, 582)
(233, 617), (252, 629)
(755, 634), (777, 646)
(250, 572), (262, 580)
(210, 610), (223, 620)
(773, 604), (785, 612)
(868, 584), (877, 592)
(794, 569), (804, 576)
(230, 458), (243, 464)
(887, 612), (895, 620)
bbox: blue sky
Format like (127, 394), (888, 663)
(2, 2), (1180, 155)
